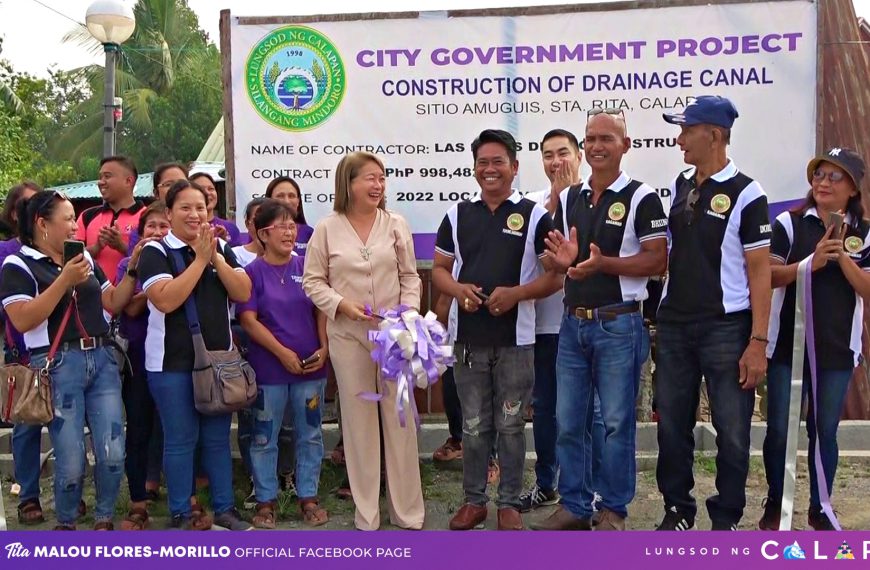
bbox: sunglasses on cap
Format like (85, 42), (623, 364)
(587, 107), (625, 119)
(812, 169), (846, 183)
(33, 190), (70, 220)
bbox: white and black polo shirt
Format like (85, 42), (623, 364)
(658, 161), (772, 323)
(524, 189), (565, 335)
(435, 191), (553, 347)
(138, 231), (243, 372)
(554, 172), (667, 308)
(0, 246), (110, 349)
(767, 208), (870, 369)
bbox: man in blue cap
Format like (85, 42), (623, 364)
(654, 95), (772, 531)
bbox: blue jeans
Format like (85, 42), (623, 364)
(250, 380), (325, 502)
(556, 310), (647, 519)
(655, 312), (755, 525)
(146, 370), (234, 517)
(592, 392), (605, 495)
(34, 346), (125, 525)
(532, 334), (558, 491)
(12, 422), (42, 503)
(763, 361), (852, 508)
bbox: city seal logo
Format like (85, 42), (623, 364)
(782, 541), (806, 560)
(608, 202), (626, 221)
(710, 194), (731, 214)
(507, 213), (525, 231)
(845, 236), (863, 253)
(245, 26), (346, 132)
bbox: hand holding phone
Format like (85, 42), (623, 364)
(474, 290), (490, 302)
(301, 353), (320, 367)
(828, 212), (845, 240)
(63, 240), (85, 265)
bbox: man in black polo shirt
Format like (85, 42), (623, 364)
(532, 110), (667, 531)
(655, 96), (772, 531)
(433, 129), (560, 531)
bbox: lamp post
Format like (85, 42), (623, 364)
(85, 0), (135, 158)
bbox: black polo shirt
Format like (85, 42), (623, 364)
(0, 246), (110, 349)
(767, 209), (870, 369)
(657, 161), (772, 323)
(554, 172), (667, 308)
(435, 191), (553, 347)
(138, 231), (243, 372)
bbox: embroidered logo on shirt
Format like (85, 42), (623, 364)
(845, 236), (864, 253)
(710, 194), (732, 214)
(608, 203), (626, 221)
(506, 213), (525, 232)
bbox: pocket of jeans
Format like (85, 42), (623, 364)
(30, 350), (66, 373)
(598, 316), (633, 338)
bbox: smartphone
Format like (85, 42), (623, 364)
(301, 353), (320, 367)
(63, 240), (85, 265)
(474, 290), (490, 301)
(828, 212), (845, 240)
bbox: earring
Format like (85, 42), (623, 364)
(43, 232), (48, 241)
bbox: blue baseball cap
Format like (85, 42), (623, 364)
(662, 95), (739, 129)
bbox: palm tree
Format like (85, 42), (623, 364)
(0, 37), (23, 114)
(54, 0), (212, 163)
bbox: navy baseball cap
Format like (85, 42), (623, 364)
(807, 147), (865, 189)
(663, 96), (739, 129)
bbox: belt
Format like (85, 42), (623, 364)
(30, 336), (109, 356)
(569, 302), (640, 321)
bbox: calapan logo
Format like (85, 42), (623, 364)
(608, 202), (626, 221)
(845, 236), (864, 253)
(507, 213), (525, 231)
(710, 194), (731, 214)
(245, 26), (346, 131)
(783, 541), (806, 560)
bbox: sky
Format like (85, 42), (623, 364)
(1, 0), (869, 78)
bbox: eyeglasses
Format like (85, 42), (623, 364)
(260, 223), (296, 232)
(813, 169), (846, 183)
(157, 179), (182, 189)
(587, 107), (625, 119)
(684, 179), (700, 225)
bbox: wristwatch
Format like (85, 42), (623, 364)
(126, 267), (138, 279)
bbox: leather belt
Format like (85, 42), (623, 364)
(30, 336), (108, 356)
(569, 302), (640, 321)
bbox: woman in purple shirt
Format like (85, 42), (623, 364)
(266, 177), (314, 257)
(191, 172), (241, 246)
(238, 200), (329, 528)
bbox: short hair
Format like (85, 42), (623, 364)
(2, 181), (42, 235)
(253, 200), (296, 249)
(471, 129), (518, 163)
(333, 152), (386, 214)
(165, 180), (207, 210)
(265, 176), (307, 224)
(189, 172), (216, 188)
(243, 197), (270, 224)
(541, 129), (580, 153)
(153, 162), (189, 195)
(16, 190), (71, 246)
(100, 155), (138, 180)
(714, 127), (732, 145)
(137, 201), (168, 236)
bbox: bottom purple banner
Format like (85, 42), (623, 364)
(2, 531), (869, 569)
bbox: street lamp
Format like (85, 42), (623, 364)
(85, 0), (135, 158)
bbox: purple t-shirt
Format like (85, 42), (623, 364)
(211, 217), (242, 247)
(294, 223), (313, 257)
(116, 257), (148, 345)
(237, 256), (322, 384)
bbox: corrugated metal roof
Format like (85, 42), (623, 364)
(49, 172), (155, 200)
(196, 118), (225, 163)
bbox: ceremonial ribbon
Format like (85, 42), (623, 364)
(780, 254), (841, 530)
(359, 305), (454, 428)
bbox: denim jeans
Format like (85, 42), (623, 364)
(249, 380), (326, 502)
(121, 341), (156, 503)
(655, 312), (754, 525)
(592, 392), (605, 495)
(556, 311), (647, 519)
(237, 407), (253, 476)
(764, 361), (852, 508)
(146, 370), (234, 517)
(34, 346), (125, 525)
(454, 344), (534, 509)
(532, 334), (559, 491)
(12, 422), (42, 503)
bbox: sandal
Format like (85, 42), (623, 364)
(252, 502), (277, 530)
(301, 499), (328, 527)
(53, 524), (76, 531)
(189, 507), (213, 531)
(330, 441), (346, 466)
(94, 521), (114, 531)
(120, 507), (150, 530)
(17, 499), (45, 525)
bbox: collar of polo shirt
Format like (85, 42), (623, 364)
(162, 229), (227, 250)
(579, 171), (632, 194)
(99, 200), (144, 213)
(19, 245), (49, 260)
(680, 159), (738, 183)
(803, 206), (854, 224)
(469, 189), (523, 204)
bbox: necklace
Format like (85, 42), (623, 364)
(266, 259), (291, 285)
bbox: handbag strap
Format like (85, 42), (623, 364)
(45, 300), (77, 365)
(161, 239), (203, 336)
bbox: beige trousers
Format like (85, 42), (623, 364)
(328, 318), (425, 530)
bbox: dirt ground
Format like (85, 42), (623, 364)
(4, 455), (870, 531)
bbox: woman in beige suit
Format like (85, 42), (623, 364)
(303, 151), (424, 530)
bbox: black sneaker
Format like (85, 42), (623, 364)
(711, 521), (738, 530)
(214, 508), (253, 531)
(656, 506), (695, 531)
(807, 506), (836, 531)
(758, 497), (781, 530)
(518, 484), (559, 512)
